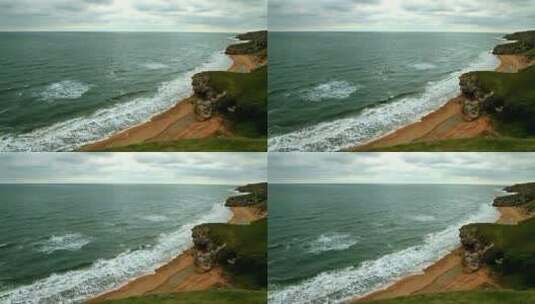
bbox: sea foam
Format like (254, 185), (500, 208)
(37, 233), (92, 254)
(39, 80), (91, 101)
(0, 51), (231, 152)
(306, 232), (360, 254)
(269, 51), (499, 152)
(269, 202), (499, 304)
(301, 80), (361, 102)
(0, 202), (231, 304)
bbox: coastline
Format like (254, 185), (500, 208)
(81, 53), (261, 152)
(89, 202), (264, 303)
(353, 206), (529, 303)
(352, 54), (531, 152)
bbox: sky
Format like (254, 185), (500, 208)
(0, 153), (266, 184)
(269, 0), (535, 32)
(269, 153), (535, 185)
(0, 0), (266, 32)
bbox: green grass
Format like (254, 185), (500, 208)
(100, 137), (267, 152)
(101, 289), (266, 304)
(462, 218), (535, 288)
(200, 66), (267, 137)
(467, 66), (535, 135)
(364, 290), (535, 304)
(201, 219), (267, 289)
(366, 137), (535, 152)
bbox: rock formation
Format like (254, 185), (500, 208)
(191, 73), (226, 121)
(459, 73), (495, 121)
(192, 225), (226, 272)
(459, 225), (495, 272)
(226, 182), (267, 207)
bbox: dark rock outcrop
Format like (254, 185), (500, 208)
(459, 73), (495, 121)
(191, 73), (226, 121)
(493, 182), (535, 207)
(192, 225), (226, 272)
(459, 225), (495, 272)
(225, 31), (267, 56)
(226, 183), (267, 207)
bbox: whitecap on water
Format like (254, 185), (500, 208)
(140, 62), (169, 70)
(408, 214), (436, 222)
(39, 80), (91, 101)
(37, 233), (92, 254)
(412, 62), (437, 70)
(305, 232), (360, 254)
(140, 215), (169, 222)
(301, 80), (361, 102)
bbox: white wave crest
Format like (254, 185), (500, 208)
(301, 81), (361, 102)
(140, 215), (169, 222)
(306, 233), (360, 254)
(0, 51), (231, 152)
(412, 62), (437, 70)
(140, 62), (169, 70)
(0, 202), (231, 304)
(408, 215), (437, 222)
(37, 233), (92, 254)
(269, 202), (499, 304)
(269, 51), (499, 152)
(39, 80), (91, 101)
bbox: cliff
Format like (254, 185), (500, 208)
(225, 31), (267, 56)
(226, 183), (267, 207)
(493, 31), (535, 59)
(191, 219), (267, 289)
(493, 182), (535, 212)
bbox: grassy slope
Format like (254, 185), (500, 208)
(101, 137), (266, 152)
(201, 219), (267, 289)
(202, 66), (267, 138)
(369, 137), (535, 152)
(101, 289), (266, 304)
(462, 218), (535, 288)
(364, 290), (535, 304)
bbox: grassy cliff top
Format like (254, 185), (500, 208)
(494, 30), (535, 57)
(462, 218), (535, 288)
(100, 138), (266, 152)
(363, 290), (535, 304)
(225, 31), (267, 55)
(199, 66), (267, 138)
(101, 289), (266, 304)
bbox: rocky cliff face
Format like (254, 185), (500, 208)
(192, 225), (227, 272)
(459, 73), (496, 121)
(191, 73), (226, 121)
(493, 31), (535, 55)
(459, 225), (495, 272)
(225, 31), (267, 56)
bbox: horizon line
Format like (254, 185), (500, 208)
(268, 29), (509, 34)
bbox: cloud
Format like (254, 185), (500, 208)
(0, 0), (266, 31)
(0, 153), (267, 184)
(269, 153), (535, 185)
(269, 0), (535, 32)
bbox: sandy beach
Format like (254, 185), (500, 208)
(354, 206), (530, 303)
(81, 53), (262, 152)
(88, 205), (264, 303)
(352, 54), (532, 152)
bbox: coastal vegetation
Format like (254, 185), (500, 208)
(102, 289), (266, 304)
(364, 290), (535, 304)
(101, 137), (266, 152)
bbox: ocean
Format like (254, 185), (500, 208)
(268, 32), (502, 151)
(0, 32), (233, 152)
(0, 184), (234, 303)
(268, 184), (502, 304)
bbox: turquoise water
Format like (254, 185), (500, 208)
(268, 32), (502, 151)
(0, 184), (234, 303)
(268, 184), (503, 303)
(0, 32), (234, 151)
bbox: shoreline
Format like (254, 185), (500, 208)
(353, 206), (529, 303)
(352, 54), (531, 152)
(88, 202), (264, 303)
(81, 53), (261, 152)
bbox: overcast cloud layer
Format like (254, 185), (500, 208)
(0, 0), (266, 31)
(269, 0), (535, 32)
(270, 153), (535, 185)
(0, 153), (266, 184)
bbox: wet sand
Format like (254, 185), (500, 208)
(352, 54), (531, 152)
(82, 53), (262, 152)
(89, 205), (266, 303)
(354, 206), (529, 303)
